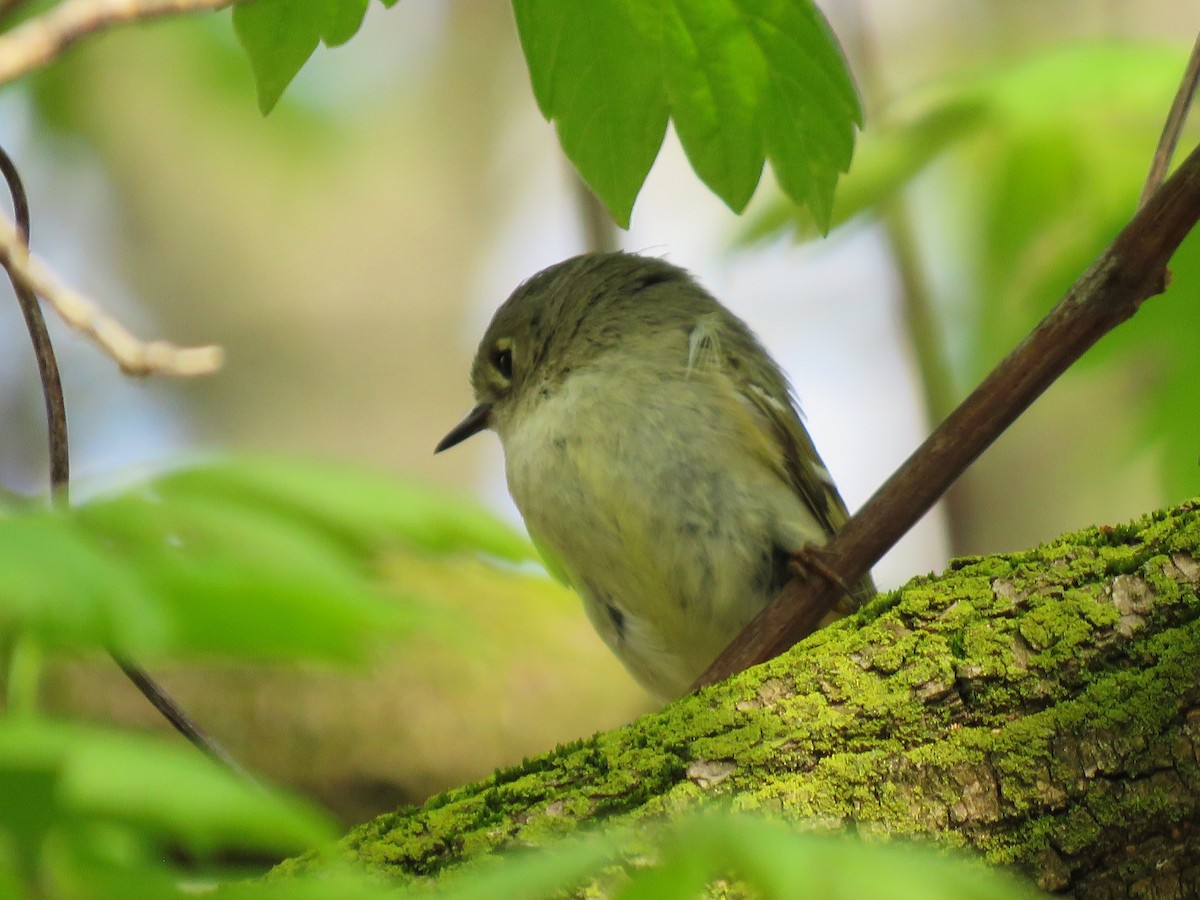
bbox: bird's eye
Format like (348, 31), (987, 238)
(492, 346), (513, 380)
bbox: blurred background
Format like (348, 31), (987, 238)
(0, 0), (1196, 825)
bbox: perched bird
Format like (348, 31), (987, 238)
(437, 252), (874, 700)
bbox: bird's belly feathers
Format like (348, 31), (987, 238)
(502, 370), (821, 700)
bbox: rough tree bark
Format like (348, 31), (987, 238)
(277, 498), (1200, 898)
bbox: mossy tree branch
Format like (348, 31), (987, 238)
(277, 498), (1200, 896)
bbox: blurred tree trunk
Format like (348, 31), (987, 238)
(280, 498), (1200, 897)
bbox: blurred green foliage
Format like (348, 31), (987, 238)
(0, 719), (334, 881)
(290, 812), (1041, 899)
(0, 457), (531, 661)
(0, 0), (1189, 892)
(0, 458), (534, 896)
(742, 42), (1200, 502)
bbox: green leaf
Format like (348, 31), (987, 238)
(150, 456), (534, 564)
(0, 719), (333, 868)
(734, 41), (1200, 502)
(622, 815), (1042, 900)
(234, 0), (328, 114)
(435, 831), (620, 900)
(512, 0), (859, 228)
(233, 0), (372, 113)
(71, 487), (410, 662)
(513, 0), (669, 228)
(738, 96), (990, 243)
(0, 457), (523, 662)
(389, 813), (1042, 899)
(0, 515), (169, 653)
(219, 869), (406, 899)
(659, 1), (767, 212)
(321, 0), (369, 47)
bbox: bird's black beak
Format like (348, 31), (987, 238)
(435, 403), (492, 453)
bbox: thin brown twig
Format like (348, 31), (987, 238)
(0, 148), (69, 496)
(0, 148), (243, 776)
(115, 657), (252, 778)
(1138, 31), (1200, 210)
(0, 210), (223, 377)
(694, 135), (1200, 691)
(0, 0), (233, 87)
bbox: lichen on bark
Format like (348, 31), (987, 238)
(276, 498), (1200, 896)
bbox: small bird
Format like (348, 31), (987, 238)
(437, 252), (874, 700)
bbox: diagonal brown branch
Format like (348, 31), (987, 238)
(694, 138), (1200, 691)
(0, 0), (233, 86)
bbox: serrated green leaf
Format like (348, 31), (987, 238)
(659, 1), (766, 211)
(512, 0), (859, 228)
(513, 0), (669, 228)
(233, 0), (333, 114)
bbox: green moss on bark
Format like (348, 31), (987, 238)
(275, 499), (1200, 895)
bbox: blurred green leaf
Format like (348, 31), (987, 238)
(0, 515), (169, 654)
(940, 44), (1200, 501)
(512, 0), (859, 228)
(739, 96), (990, 243)
(234, 0), (327, 114)
(406, 813), (1042, 899)
(627, 815), (1041, 900)
(69, 486), (409, 662)
(737, 41), (1199, 502)
(220, 869), (405, 899)
(0, 457), (529, 662)
(149, 456), (534, 564)
(0, 719), (333, 876)
(435, 832), (620, 900)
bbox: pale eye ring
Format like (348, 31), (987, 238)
(492, 347), (513, 380)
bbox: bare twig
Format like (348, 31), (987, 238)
(0, 0), (233, 86)
(693, 137), (1200, 691)
(115, 657), (252, 778)
(0, 211), (223, 377)
(0, 148), (241, 776)
(0, 148), (69, 495)
(1138, 31), (1200, 209)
